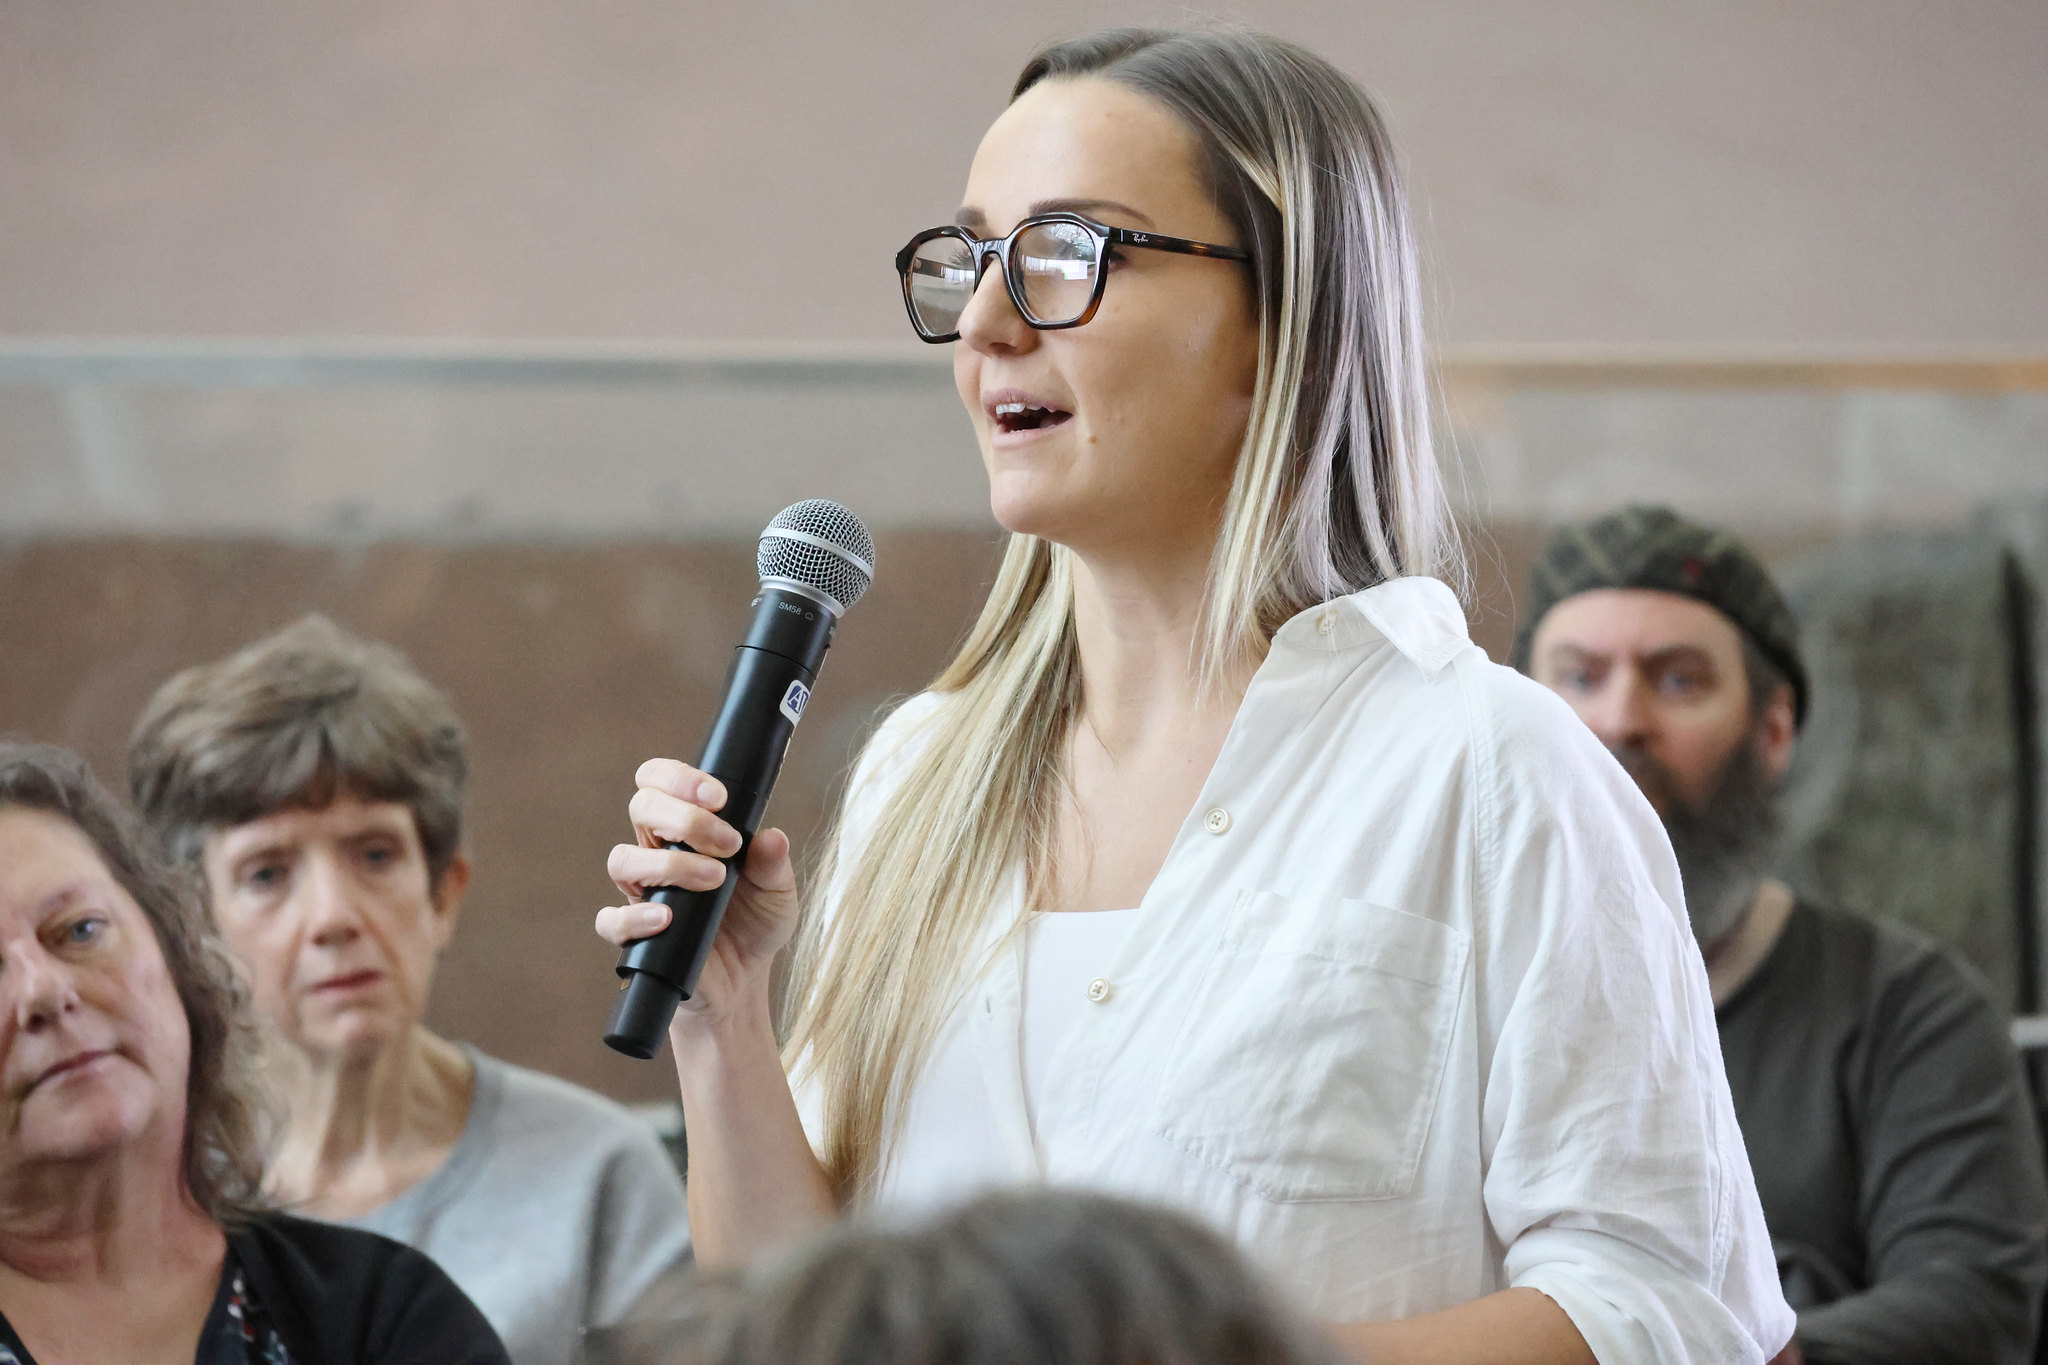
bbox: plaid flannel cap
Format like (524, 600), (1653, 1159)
(1510, 505), (1808, 726)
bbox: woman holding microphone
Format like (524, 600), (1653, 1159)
(598, 28), (1793, 1365)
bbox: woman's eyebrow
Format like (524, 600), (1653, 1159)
(33, 880), (97, 919)
(952, 199), (1160, 230)
(1032, 197), (1156, 225)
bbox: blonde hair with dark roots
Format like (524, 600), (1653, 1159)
(0, 742), (270, 1225)
(782, 27), (1460, 1200)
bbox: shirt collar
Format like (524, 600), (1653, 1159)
(1271, 576), (1472, 679)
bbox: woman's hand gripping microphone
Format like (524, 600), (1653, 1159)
(599, 758), (800, 1035)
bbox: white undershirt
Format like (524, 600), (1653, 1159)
(831, 906), (1147, 1214)
(1021, 908), (1143, 1134)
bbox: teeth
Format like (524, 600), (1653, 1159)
(991, 399), (1071, 431)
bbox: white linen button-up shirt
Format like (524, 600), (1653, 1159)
(800, 577), (1794, 1364)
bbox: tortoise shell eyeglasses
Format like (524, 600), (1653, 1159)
(895, 211), (1250, 343)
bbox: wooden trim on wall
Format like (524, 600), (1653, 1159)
(0, 338), (2044, 393)
(1436, 349), (2048, 393)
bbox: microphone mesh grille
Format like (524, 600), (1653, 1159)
(757, 499), (875, 612)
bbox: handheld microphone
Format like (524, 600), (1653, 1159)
(604, 499), (875, 1059)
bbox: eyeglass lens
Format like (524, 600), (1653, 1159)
(905, 222), (1103, 336)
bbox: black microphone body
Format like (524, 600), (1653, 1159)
(604, 585), (836, 1058)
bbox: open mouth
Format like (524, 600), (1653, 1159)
(992, 400), (1073, 436)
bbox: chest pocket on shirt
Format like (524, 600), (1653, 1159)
(1152, 893), (1470, 1203)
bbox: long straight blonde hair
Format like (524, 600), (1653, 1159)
(782, 28), (1461, 1202)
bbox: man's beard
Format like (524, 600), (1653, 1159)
(1608, 739), (1780, 947)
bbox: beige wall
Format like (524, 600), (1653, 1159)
(3, 0), (2045, 347)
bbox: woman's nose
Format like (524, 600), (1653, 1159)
(955, 251), (1037, 356)
(8, 946), (81, 1031)
(299, 856), (366, 945)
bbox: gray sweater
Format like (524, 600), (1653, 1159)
(342, 1050), (691, 1365)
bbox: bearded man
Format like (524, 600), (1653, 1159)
(1517, 505), (2048, 1365)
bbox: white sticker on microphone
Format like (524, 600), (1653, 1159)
(779, 680), (811, 726)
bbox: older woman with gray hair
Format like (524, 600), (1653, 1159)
(0, 742), (506, 1365)
(127, 617), (691, 1365)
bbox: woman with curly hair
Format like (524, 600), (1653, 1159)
(0, 742), (506, 1365)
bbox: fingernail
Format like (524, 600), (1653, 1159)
(697, 778), (724, 806)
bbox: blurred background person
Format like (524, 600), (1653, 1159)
(0, 741), (506, 1365)
(1518, 505), (2048, 1365)
(126, 617), (691, 1365)
(657, 1187), (1347, 1365)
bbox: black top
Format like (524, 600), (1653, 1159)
(0, 1212), (508, 1365)
(1717, 900), (2048, 1365)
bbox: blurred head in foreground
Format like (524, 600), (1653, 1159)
(1515, 506), (1803, 947)
(679, 1188), (1344, 1365)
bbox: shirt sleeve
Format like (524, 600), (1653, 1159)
(583, 1121), (696, 1332)
(1465, 670), (1796, 1365)
(1792, 949), (2048, 1365)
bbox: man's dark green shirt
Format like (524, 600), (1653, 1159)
(1717, 901), (2048, 1365)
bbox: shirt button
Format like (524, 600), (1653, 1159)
(1086, 977), (1112, 1003)
(1203, 806), (1232, 835)
(1316, 611), (1336, 636)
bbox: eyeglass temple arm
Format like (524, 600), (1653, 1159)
(1103, 226), (1250, 261)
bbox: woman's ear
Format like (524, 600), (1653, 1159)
(429, 851), (472, 949)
